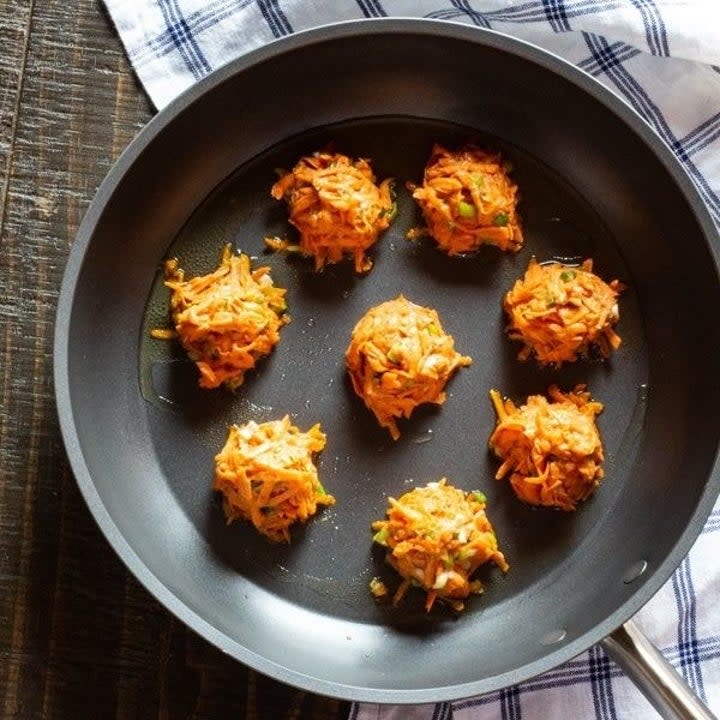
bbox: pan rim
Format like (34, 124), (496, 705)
(54, 18), (720, 702)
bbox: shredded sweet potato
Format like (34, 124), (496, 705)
(269, 149), (395, 273)
(504, 258), (623, 366)
(489, 385), (604, 511)
(408, 144), (523, 255)
(213, 416), (335, 542)
(372, 478), (508, 612)
(161, 244), (289, 390)
(345, 295), (472, 440)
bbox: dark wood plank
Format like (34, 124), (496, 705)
(0, 0), (155, 716)
(0, 0), (33, 241)
(0, 2), (349, 718)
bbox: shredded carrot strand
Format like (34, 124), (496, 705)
(162, 244), (289, 390)
(345, 295), (471, 440)
(504, 258), (623, 366)
(488, 385), (605, 511)
(372, 479), (508, 612)
(269, 150), (394, 273)
(408, 144), (523, 255)
(213, 416), (335, 542)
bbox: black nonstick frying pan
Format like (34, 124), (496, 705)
(54, 19), (720, 717)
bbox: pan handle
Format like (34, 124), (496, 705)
(600, 620), (717, 720)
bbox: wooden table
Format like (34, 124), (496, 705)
(0, 2), (348, 717)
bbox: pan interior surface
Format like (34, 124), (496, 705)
(57, 22), (720, 701)
(140, 114), (648, 623)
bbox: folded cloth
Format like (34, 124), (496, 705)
(101, 1), (720, 717)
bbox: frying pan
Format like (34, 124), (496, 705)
(54, 19), (720, 717)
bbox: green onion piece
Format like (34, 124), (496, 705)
(472, 173), (485, 188)
(493, 213), (509, 226)
(426, 323), (441, 336)
(373, 528), (389, 546)
(458, 200), (476, 218)
(560, 270), (577, 282)
(471, 490), (487, 504)
(458, 547), (476, 562)
(378, 201), (398, 221)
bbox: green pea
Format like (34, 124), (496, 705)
(458, 200), (476, 218)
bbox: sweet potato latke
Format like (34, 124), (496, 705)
(268, 149), (395, 273)
(345, 295), (472, 440)
(158, 245), (288, 390)
(213, 416), (335, 542)
(489, 385), (604, 511)
(372, 479), (508, 612)
(504, 258), (623, 366)
(408, 144), (523, 255)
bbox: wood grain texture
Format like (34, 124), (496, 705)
(0, 2), (348, 718)
(0, 0), (33, 241)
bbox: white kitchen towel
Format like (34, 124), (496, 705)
(101, 1), (720, 718)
